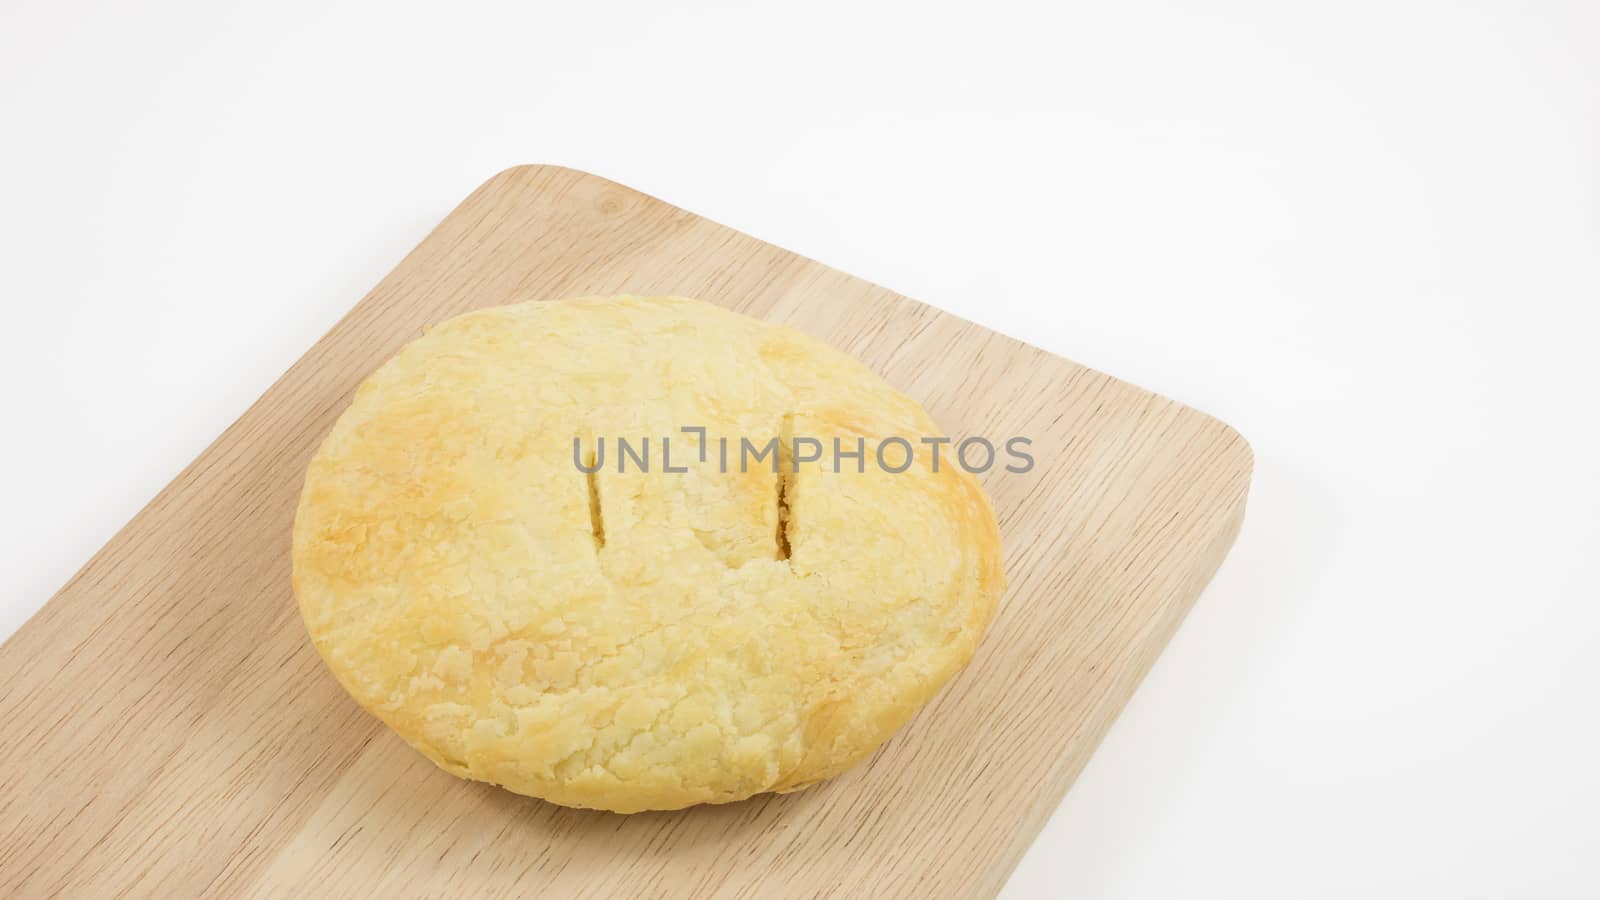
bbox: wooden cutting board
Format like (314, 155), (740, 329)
(0, 165), (1251, 899)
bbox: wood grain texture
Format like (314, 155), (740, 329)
(0, 165), (1251, 899)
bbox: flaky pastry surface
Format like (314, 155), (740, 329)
(292, 296), (1003, 812)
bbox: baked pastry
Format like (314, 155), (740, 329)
(292, 296), (1003, 812)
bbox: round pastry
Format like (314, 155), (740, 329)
(292, 296), (1004, 813)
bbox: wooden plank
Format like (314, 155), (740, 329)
(0, 165), (1251, 898)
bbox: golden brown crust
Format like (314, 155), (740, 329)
(292, 296), (1003, 812)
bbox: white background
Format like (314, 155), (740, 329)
(2, 1), (1597, 896)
